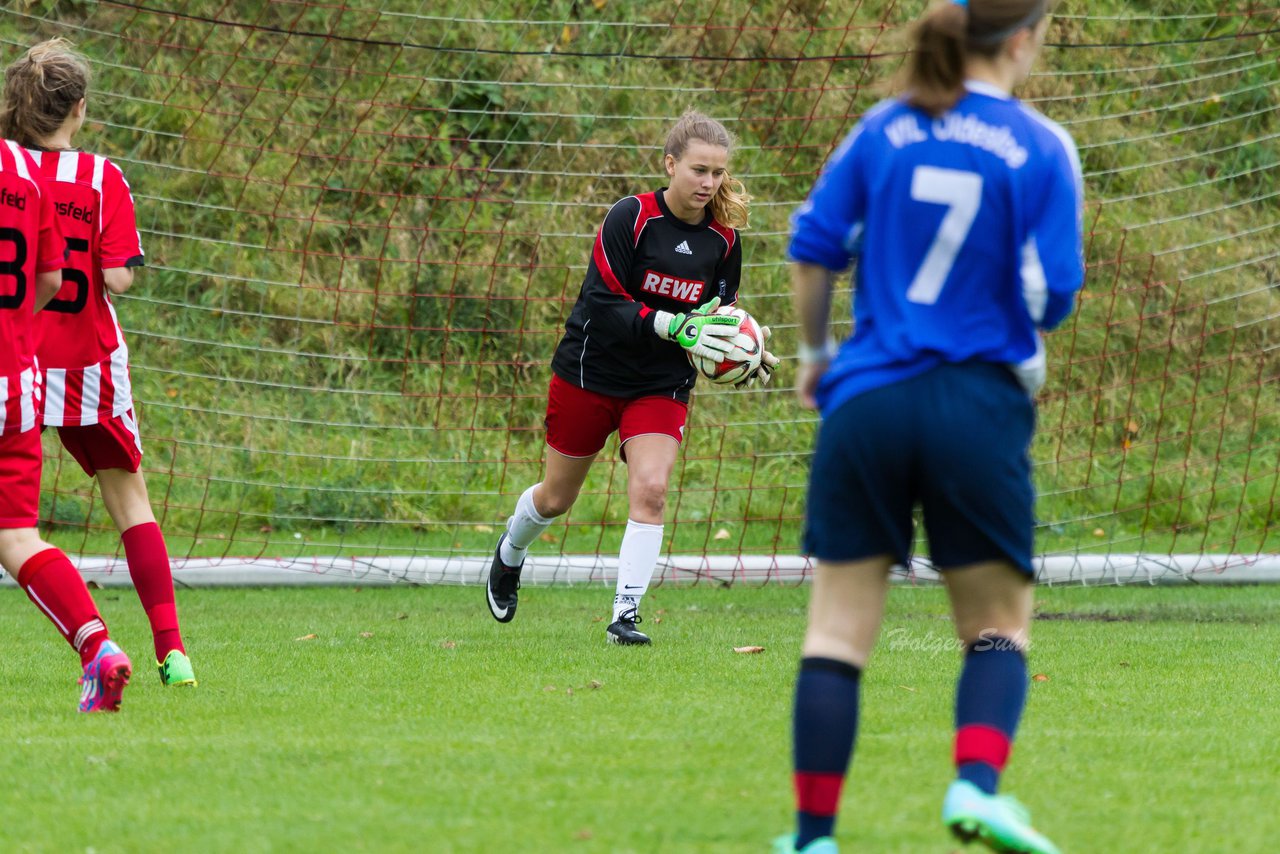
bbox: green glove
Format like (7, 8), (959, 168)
(653, 297), (741, 363)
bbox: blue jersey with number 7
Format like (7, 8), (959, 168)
(788, 81), (1085, 417)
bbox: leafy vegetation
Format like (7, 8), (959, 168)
(0, 2), (1275, 566)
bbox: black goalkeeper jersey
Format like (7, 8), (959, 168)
(550, 189), (742, 403)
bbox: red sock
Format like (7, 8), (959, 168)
(121, 522), (185, 661)
(18, 548), (109, 666)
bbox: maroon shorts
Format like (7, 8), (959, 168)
(0, 427), (42, 529)
(544, 374), (688, 458)
(56, 409), (144, 477)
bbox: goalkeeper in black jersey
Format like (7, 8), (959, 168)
(485, 110), (778, 644)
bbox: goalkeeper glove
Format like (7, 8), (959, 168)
(735, 325), (781, 389)
(653, 296), (741, 363)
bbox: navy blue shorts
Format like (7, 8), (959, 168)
(804, 362), (1036, 576)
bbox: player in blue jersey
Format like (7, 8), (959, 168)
(776, 2), (1081, 853)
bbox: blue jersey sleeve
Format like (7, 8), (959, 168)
(787, 125), (868, 271)
(1022, 123), (1085, 330)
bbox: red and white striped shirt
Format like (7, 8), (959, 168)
(30, 149), (144, 427)
(0, 140), (66, 436)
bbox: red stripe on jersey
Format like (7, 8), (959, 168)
(591, 229), (631, 299)
(709, 219), (736, 260)
(633, 192), (663, 245)
(98, 364), (117, 419)
(62, 370), (85, 423)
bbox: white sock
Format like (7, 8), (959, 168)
(501, 483), (553, 566)
(613, 519), (664, 622)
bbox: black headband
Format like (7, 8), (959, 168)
(966, 1), (1048, 47)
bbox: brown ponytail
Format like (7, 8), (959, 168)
(663, 109), (750, 230)
(907, 0), (1052, 116)
(0, 38), (90, 148)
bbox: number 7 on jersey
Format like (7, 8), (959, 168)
(905, 166), (983, 305)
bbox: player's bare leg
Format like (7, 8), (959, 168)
(488, 446), (596, 623)
(941, 562), (1057, 854)
(606, 434), (679, 644)
(534, 445), (597, 519)
(97, 467), (195, 686)
(802, 557), (894, 666)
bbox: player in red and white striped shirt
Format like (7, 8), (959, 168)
(3, 39), (196, 688)
(0, 121), (134, 711)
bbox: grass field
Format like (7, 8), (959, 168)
(3, 583), (1278, 853)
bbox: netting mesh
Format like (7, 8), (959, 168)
(1, 1), (1276, 582)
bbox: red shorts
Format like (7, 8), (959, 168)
(0, 427), (42, 529)
(56, 409), (144, 477)
(544, 374), (688, 458)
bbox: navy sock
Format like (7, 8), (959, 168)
(954, 639), (1028, 794)
(792, 657), (861, 848)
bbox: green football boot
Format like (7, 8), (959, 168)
(943, 779), (1060, 854)
(771, 834), (838, 854)
(158, 649), (198, 687)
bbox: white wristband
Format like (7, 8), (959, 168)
(798, 337), (837, 366)
(652, 310), (676, 341)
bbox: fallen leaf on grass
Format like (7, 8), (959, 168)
(714, 528), (731, 540)
(589, 680), (603, 690)
(395, 613), (409, 620)
(544, 685), (557, 692)
(539, 532), (557, 543)
(733, 646), (765, 654)
(591, 616), (604, 623)
(441, 640), (457, 649)
(295, 633), (318, 641)
(566, 687), (574, 696)
(359, 632), (374, 638)
(899, 685), (917, 693)
(1032, 673), (1050, 682)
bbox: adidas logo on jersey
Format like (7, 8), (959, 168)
(674, 240), (693, 255)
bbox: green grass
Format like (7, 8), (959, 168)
(4, 584), (1279, 852)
